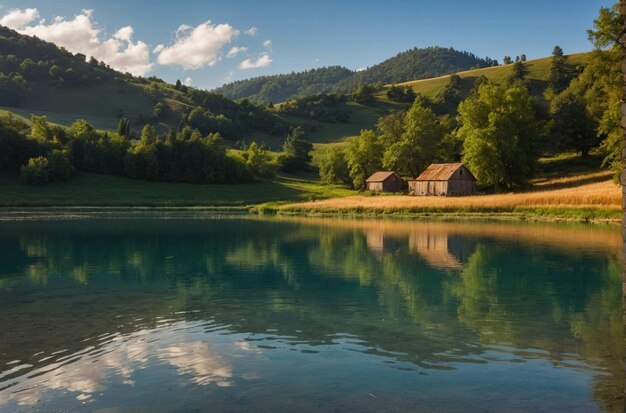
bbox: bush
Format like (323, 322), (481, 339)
(19, 150), (74, 185)
(19, 156), (50, 185)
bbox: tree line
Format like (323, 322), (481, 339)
(0, 113), (312, 186)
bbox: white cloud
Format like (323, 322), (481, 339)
(0, 8), (152, 76)
(356, 67), (366, 72)
(183, 76), (193, 86)
(0, 7), (38, 28)
(239, 52), (272, 70)
(155, 21), (239, 70)
(244, 26), (257, 36)
(262, 39), (272, 49)
(226, 46), (247, 58)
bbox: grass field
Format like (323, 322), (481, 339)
(394, 53), (589, 100)
(0, 171), (355, 207)
(278, 170), (621, 222)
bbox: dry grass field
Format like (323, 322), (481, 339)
(280, 171), (621, 221)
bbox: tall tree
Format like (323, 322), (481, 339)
(319, 146), (351, 185)
(503, 56), (513, 65)
(550, 93), (599, 156)
(278, 127), (313, 172)
(457, 83), (541, 190)
(567, 4), (623, 174)
(345, 129), (384, 189)
(117, 117), (131, 140)
(549, 45), (569, 93)
(382, 100), (449, 177)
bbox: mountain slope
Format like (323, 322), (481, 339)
(216, 47), (498, 103)
(214, 66), (354, 104)
(332, 47), (497, 94)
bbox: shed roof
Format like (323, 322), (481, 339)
(366, 171), (398, 183)
(414, 163), (475, 181)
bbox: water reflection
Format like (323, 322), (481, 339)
(0, 216), (622, 412)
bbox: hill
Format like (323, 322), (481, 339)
(0, 25), (288, 140)
(213, 66), (354, 104)
(216, 47), (497, 104)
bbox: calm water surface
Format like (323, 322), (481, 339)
(0, 214), (623, 412)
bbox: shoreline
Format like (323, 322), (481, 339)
(0, 204), (619, 225)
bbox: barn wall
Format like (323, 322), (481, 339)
(410, 180), (475, 196)
(367, 182), (384, 192)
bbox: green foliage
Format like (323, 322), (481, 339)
(386, 85), (417, 103)
(437, 74), (464, 108)
(215, 66), (354, 104)
(19, 150), (73, 186)
(334, 47), (498, 94)
(503, 56), (513, 65)
(568, 4), (623, 175)
(216, 47), (498, 102)
(352, 84), (376, 104)
(117, 117), (131, 140)
(458, 83), (541, 190)
(279, 93), (350, 122)
(381, 101), (449, 177)
(279, 127), (313, 172)
(549, 46), (569, 93)
(319, 147), (351, 185)
(508, 61), (527, 84)
(549, 93), (599, 156)
(19, 156), (49, 186)
(345, 129), (384, 189)
(244, 142), (273, 178)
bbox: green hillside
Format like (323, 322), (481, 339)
(216, 47), (498, 104)
(213, 66), (354, 104)
(394, 53), (588, 100)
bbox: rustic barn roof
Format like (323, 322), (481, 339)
(414, 163), (475, 181)
(366, 171), (398, 183)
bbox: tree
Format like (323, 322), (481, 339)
(244, 142), (272, 178)
(567, 4), (622, 175)
(278, 127), (313, 172)
(519, 54), (527, 62)
(457, 83), (541, 190)
(382, 100), (449, 177)
(175, 79), (182, 90)
(117, 117), (131, 140)
(549, 45), (569, 93)
(550, 93), (599, 156)
(345, 129), (384, 189)
(438, 74), (464, 109)
(318, 146), (350, 185)
(386, 85), (416, 103)
(352, 84), (376, 104)
(509, 61), (526, 84)
(503, 56), (513, 65)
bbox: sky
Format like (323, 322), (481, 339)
(0, 0), (614, 89)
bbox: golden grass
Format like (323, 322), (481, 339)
(282, 172), (621, 213)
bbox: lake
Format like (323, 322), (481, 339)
(0, 214), (623, 412)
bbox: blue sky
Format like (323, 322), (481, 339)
(0, 0), (614, 89)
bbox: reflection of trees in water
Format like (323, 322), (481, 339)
(0, 218), (623, 411)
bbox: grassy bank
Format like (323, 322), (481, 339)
(275, 171), (621, 223)
(0, 171), (354, 207)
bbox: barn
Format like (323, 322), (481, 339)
(408, 163), (476, 196)
(366, 171), (404, 193)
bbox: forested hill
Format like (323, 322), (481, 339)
(215, 47), (498, 103)
(331, 47), (498, 94)
(0, 25), (287, 138)
(213, 66), (354, 104)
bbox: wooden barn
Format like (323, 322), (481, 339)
(366, 171), (404, 193)
(409, 163), (476, 196)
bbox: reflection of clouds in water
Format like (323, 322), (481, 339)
(157, 341), (232, 386)
(0, 321), (236, 407)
